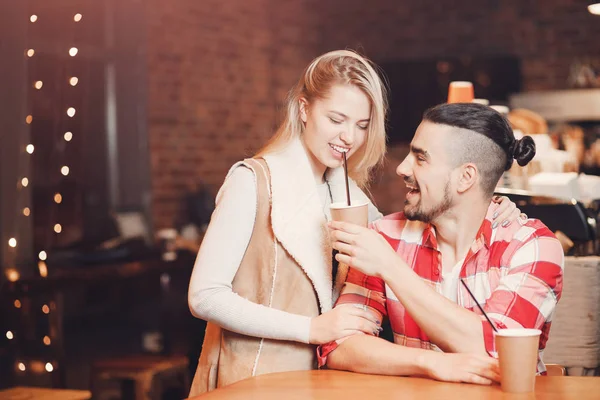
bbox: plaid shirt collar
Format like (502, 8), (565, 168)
(419, 203), (497, 256)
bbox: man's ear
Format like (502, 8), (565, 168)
(456, 163), (478, 193)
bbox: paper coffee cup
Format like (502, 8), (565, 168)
(157, 228), (178, 262)
(495, 328), (541, 393)
(329, 202), (368, 227)
(447, 81), (474, 104)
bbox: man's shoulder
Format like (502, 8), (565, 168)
(373, 212), (430, 243)
(496, 217), (557, 244)
(492, 218), (562, 264)
(492, 218), (564, 278)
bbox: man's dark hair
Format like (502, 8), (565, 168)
(423, 103), (536, 195)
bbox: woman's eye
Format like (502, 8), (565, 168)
(329, 117), (342, 124)
(358, 125), (368, 131)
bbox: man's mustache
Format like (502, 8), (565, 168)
(404, 177), (418, 188)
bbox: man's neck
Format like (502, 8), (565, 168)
(432, 198), (490, 263)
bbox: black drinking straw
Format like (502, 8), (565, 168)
(342, 151), (351, 206)
(460, 278), (498, 333)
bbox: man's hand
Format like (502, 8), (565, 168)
(328, 221), (404, 279)
(419, 351), (500, 385)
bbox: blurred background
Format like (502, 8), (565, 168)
(1, 0), (600, 398)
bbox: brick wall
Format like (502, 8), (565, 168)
(145, 0), (326, 228)
(318, 0), (600, 91)
(145, 0), (600, 227)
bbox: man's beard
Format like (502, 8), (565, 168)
(404, 179), (452, 223)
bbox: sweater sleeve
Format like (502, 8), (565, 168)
(188, 165), (312, 344)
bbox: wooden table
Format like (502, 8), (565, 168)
(191, 370), (600, 399)
(0, 386), (91, 400)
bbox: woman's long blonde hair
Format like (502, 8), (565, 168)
(257, 50), (388, 188)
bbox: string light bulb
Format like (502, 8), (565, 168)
(42, 304), (50, 314)
(30, 15), (38, 23)
(23, 207), (31, 216)
(30, 361), (44, 373)
(26, 144), (34, 154)
(43, 336), (51, 345)
(69, 47), (78, 57)
(27, 49), (35, 57)
(67, 107), (76, 117)
(45, 363), (54, 372)
(589, 3), (600, 15)
(6, 269), (20, 282)
(14, 299), (22, 308)
(64, 132), (73, 142)
(54, 224), (62, 233)
(18, 362), (26, 372)
(74, 13), (82, 22)
(61, 166), (70, 176)
(6, 331), (14, 340)
(39, 251), (47, 260)
(8, 238), (17, 248)
(21, 177), (29, 187)
(38, 261), (48, 278)
(54, 193), (62, 204)
(26, 115), (33, 124)
(69, 77), (78, 86)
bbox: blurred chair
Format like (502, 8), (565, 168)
(543, 257), (600, 377)
(519, 202), (596, 245)
(90, 354), (189, 400)
(546, 363), (567, 376)
(495, 188), (598, 255)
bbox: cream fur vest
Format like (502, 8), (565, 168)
(189, 139), (380, 395)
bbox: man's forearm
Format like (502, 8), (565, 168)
(383, 259), (486, 354)
(326, 335), (428, 376)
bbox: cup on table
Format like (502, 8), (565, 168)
(157, 228), (178, 262)
(447, 81), (474, 103)
(495, 328), (541, 393)
(329, 202), (368, 227)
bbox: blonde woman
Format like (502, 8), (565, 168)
(187, 50), (520, 395)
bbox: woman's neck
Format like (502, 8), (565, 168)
(300, 137), (327, 184)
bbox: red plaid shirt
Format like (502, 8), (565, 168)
(318, 203), (564, 373)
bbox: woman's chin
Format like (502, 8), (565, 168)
(319, 156), (343, 170)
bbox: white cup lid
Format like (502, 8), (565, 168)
(449, 81), (473, 87)
(496, 328), (541, 337)
(330, 201), (368, 209)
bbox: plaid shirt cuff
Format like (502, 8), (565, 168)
(481, 317), (496, 357)
(316, 335), (356, 368)
(481, 316), (507, 357)
(316, 341), (337, 368)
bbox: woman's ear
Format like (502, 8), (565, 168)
(299, 98), (308, 123)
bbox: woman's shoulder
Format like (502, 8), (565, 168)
(225, 158), (270, 179)
(217, 161), (258, 202)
